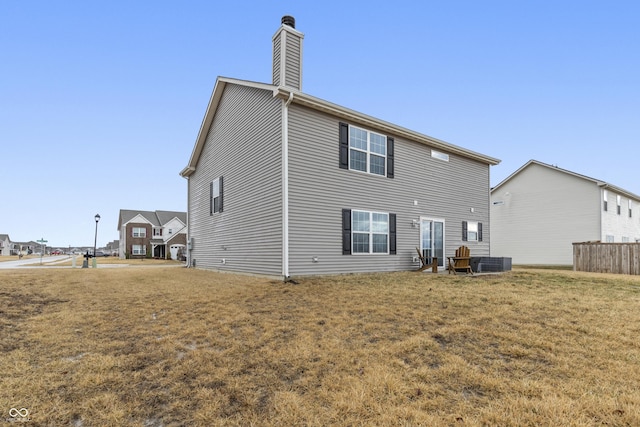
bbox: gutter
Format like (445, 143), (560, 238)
(274, 87), (500, 166)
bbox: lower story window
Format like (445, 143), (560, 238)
(467, 222), (478, 241)
(342, 209), (396, 255)
(132, 245), (146, 255)
(462, 221), (483, 242)
(352, 210), (389, 254)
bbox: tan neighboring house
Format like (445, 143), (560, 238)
(490, 160), (640, 265)
(117, 210), (187, 260)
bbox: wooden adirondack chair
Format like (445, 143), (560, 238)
(415, 247), (438, 273)
(447, 245), (473, 275)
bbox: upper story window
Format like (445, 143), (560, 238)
(153, 227), (162, 237)
(603, 190), (608, 211)
(617, 195), (622, 215)
(349, 126), (386, 175)
(339, 122), (394, 178)
(629, 200), (633, 218)
(431, 150), (449, 162)
(210, 176), (223, 214)
(132, 227), (146, 238)
(168, 229), (173, 235)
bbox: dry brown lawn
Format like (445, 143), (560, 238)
(1, 267), (639, 426)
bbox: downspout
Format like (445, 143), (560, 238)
(186, 175), (191, 267)
(282, 90), (294, 279)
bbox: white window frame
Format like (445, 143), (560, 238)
(132, 244), (146, 255)
(352, 210), (389, 254)
(431, 150), (449, 162)
(349, 125), (386, 176)
(212, 177), (222, 213)
(467, 221), (479, 242)
(132, 227), (146, 238)
(617, 195), (621, 215)
(153, 227), (162, 237)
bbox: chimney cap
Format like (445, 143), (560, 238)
(281, 15), (295, 28)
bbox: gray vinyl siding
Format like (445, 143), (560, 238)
(188, 83), (283, 275)
(272, 29), (301, 90)
(283, 31), (301, 90)
(490, 164), (600, 265)
(287, 104), (491, 276)
(272, 35), (281, 86)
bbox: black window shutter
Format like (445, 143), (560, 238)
(339, 122), (349, 169)
(387, 137), (394, 178)
(209, 181), (213, 215)
(218, 176), (223, 213)
(342, 209), (351, 255)
(389, 213), (397, 254)
(478, 222), (483, 242)
(462, 221), (468, 241)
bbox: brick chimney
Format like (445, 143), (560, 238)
(272, 16), (304, 90)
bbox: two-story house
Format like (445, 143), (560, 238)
(0, 234), (10, 256)
(491, 159), (640, 265)
(1, 237), (35, 256)
(117, 210), (187, 260)
(180, 16), (500, 279)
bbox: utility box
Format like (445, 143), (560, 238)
(470, 257), (512, 273)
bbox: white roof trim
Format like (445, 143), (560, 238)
(180, 77), (501, 177)
(491, 159), (640, 201)
(275, 86), (500, 165)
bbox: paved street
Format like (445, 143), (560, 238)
(0, 255), (125, 269)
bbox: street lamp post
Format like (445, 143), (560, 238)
(93, 214), (100, 268)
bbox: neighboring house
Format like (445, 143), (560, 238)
(5, 240), (36, 256)
(490, 160), (640, 265)
(117, 210), (187, 259)
(180, 16), (500, 279)
(0, 234), (10, 256)
(105, 240), (120, 256)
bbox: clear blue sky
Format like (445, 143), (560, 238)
(2, 1), (639, 248)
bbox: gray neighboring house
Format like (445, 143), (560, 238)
(118, 210), (187, 260)
(0, 235), (35, 256)
(491, 160), (640, 265)
(0, 234), (11, 256)
(180, 16), (500, 279)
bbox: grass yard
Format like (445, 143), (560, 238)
(1, 267), (640, 426)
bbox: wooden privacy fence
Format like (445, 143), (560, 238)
(573, 242), (640, 275)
